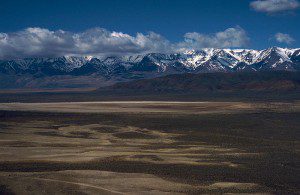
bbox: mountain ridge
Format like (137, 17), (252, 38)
(1, 47), (300, 75)
(1, 47), (300, 89)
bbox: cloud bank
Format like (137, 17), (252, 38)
(250, 0), (300, 14)
(274, 33), (295, 44)
(0, 27), (249, 59)
(178, 27), (249, 51)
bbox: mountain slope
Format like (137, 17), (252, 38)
(1, 47), (300, 76)
(1, 47), (300, 90)
(105, 71), (300, 93)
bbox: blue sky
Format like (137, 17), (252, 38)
(0, 0), (299, 58)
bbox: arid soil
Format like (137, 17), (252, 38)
(0, 101), (299, 114)
(0, 101), (299, 194)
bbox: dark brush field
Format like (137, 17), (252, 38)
(0, 101), (299, 194)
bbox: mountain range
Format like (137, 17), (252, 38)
(0, 47), (300, 90)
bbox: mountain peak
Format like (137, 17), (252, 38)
(0, 47), (299, 76)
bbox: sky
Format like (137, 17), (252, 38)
(0, 0), (299, 58)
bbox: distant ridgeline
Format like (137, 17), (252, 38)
(0, 47), (300, 90)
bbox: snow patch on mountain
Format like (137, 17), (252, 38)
(1, 47), (300, 75)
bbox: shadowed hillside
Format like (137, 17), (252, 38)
(105, 71), (300, 93)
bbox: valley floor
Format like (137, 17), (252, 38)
(0, 101), (299, 194)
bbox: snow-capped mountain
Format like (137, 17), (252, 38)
(0, 56), (91, 75)
(0, 47), (299, 76)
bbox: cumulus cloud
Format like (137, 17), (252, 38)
(0, 27), (250, 59)
(0, 28), (170, 59)
(250, 0), (300, 14)
(274, 32), (295, 44)
(177, 27), (249, 51)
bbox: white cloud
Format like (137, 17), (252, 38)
(0, 28), (172, 59)
(177, 27), (250, 50)
(274, 33), (295, 44)
(250, 0), (300, 14)
(0, 27), (250, 59)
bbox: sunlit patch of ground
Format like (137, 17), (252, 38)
(0, 170), (271, 194)
(0, 121), (245, 167)
(0, 101), (299, 114)
(0, 171), (193, 194)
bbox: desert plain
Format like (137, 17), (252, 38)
(0, 101), (299, 194)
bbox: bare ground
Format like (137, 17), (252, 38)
(0, 101), (299, 194)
